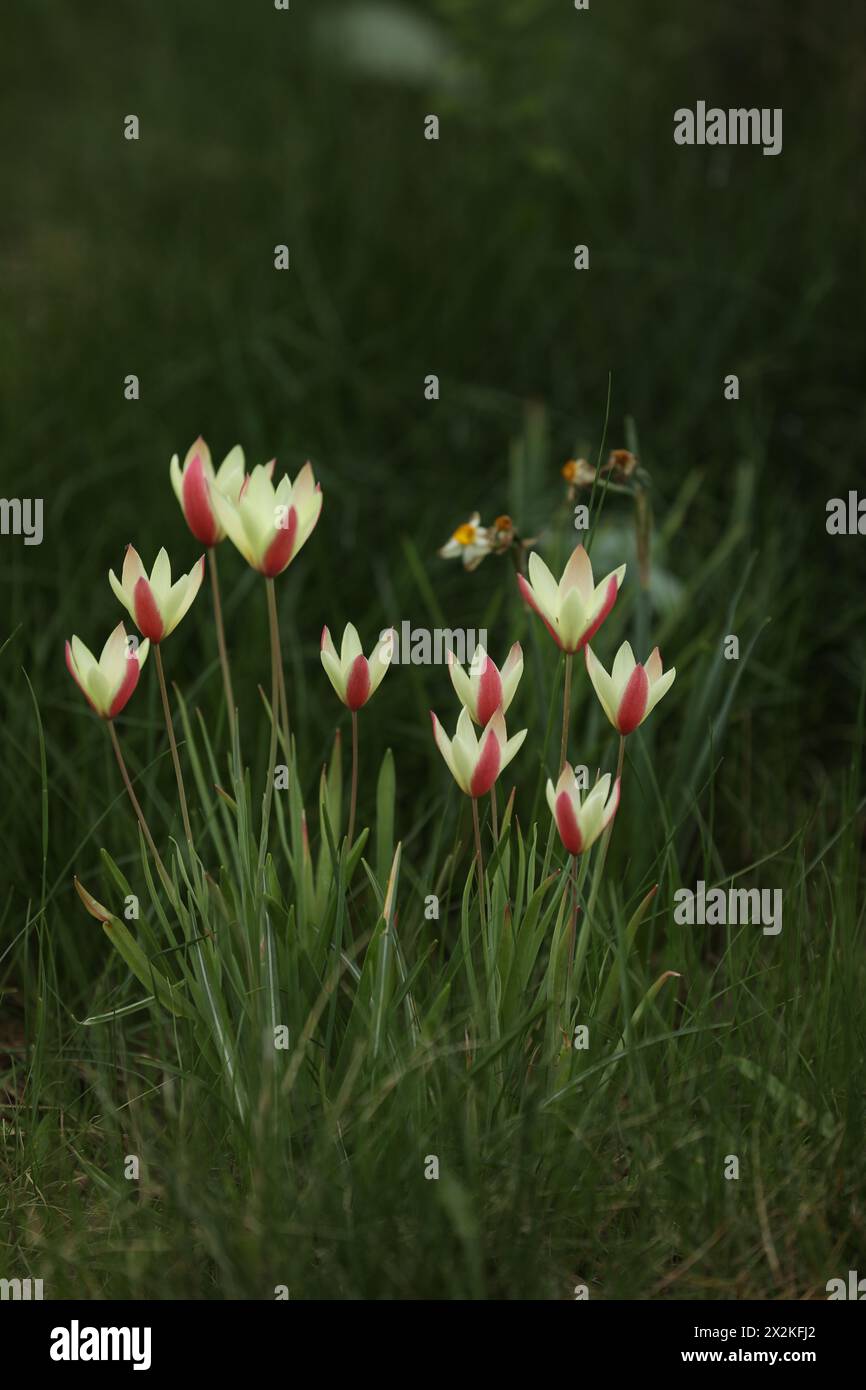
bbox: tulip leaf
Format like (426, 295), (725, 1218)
(375, 747), (395, 884)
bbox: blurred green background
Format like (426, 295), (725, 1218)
(1, 0), (865, 1299)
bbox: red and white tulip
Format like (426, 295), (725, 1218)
(65, 622), (149, 720)
(320, 624), (395, 711)
(585, 641), (676, 735)
(546, 764), (620, 855)
(109, 545), (205, 643)
(169, 437), (249, 546)
(517, 544), (625, 653)
(211, 460), (322, 578)
(430, 706), (527, 798)
(447, 642), (523, 726)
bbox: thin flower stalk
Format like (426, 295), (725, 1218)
(208, 547), (235, 730)
(107, 722), (173, 898)
(259, 577), (282, 870)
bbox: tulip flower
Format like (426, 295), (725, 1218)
(65, 622), (149, 720)
(321, 625), (396, 846)
(169, 437), (247, 547)
(169, 439), (266, 725)
(431, 707), (526, 800)
(211, 460), (322, 579)
(584, 642), (676, 735)
(547, 765), (620, 857)
(517, 544), (625, 654)
(66, 624), (172, 890)
(431, 706), (527, 927)
(518, 543), (626, 772)
(109, 546), (204, 850)
(320, 624), (395, 711)
(212, 461), (322, 870)
(109, 545), (205, 644)
(447, 642), (523, 726)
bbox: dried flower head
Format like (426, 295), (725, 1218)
(602, 449), (638, 483)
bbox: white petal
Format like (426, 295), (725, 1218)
(367, 629), (395, 697)
(109, 568), (135, 620)
(215, 445), (246, 499)
(559, 544), (594, 603)
(585, 645), (617, 727)
(526, 551), (560, 623)
(340, 623), (363, 668)
(121, 545), (146, 599)
(644, 666), (676, 718)
(149, 548), (172, 607)
(321, 648), (347, 703)
(500, 726), (527, 771)
(448, 652), (476, 721)
(557, 586), (588, 651)
(99, 622), (130, 692)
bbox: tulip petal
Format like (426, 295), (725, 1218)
(554, 790), (583, 854)
(261, 504), (297, 576)
(107, 650), (142, 718)
(500, 642), (524, 712)
(121, 545), (146, 595)
(431, 711), (463, 790)
(559, 544), (594, 603)
(345, 654), (371, 711)
(70, 633), (99, 686)
(163, 557), (205, 636)
(526, 551), (560, 622)
(133, 578), (165, 642)
(645, 646), (663, 684)
(211, 489), (257, 568)
(644, 665), (676, 719)
(584, 645), (617, 726)
(182, 451), (219, 546)
(66, 640), (99, 714)
(469, 725), (501, 797)
(321, 648), (347, 703)
(616, 663), (649, 734)
(292, 461), (317, 511)
(448, 649), (476, 720)
(99, 622), (130, 689)
(149, 548), (172, 607)
(294, 484), (323, 550)
(183, 435), (213, 476)
(341, 623), (364, 666)
(579, 572), (620, 648)
(557, 585), (589, 652)
(500, 726), (527, 772)
(367, 629), (394, 697)
(475, 651), (503, 726)
(517, 572), (562, 646)
(216, 445), (246, 498)
(169, 453), (184, 507)
(108, 568), (135, 622)
(612, 640), (637, 692)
